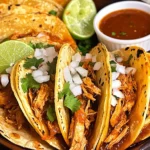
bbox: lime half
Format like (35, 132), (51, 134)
(63, 0), (97, 40)
(0, 40), (34, 73)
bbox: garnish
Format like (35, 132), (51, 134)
(21, 73), (40, 93)
(29, 42), (53, 49)
(120, 32), (127, 36)
(111, 32), (116, 36)
(58, 82), (81, 113)
(23, 57), (44, 69)
(47, 105), (56, 122)
(110, 60), (116, 72)
(47, 57), (57, 75)
(48, 10), (57, 16)
(78, 38), (93, 55)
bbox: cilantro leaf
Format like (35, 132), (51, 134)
(110, 60), (116, 72)
(28, 42), (54, 49)
(47, 57), (57, 75)
(48, 10), (57, 16)
(120, 32), (127, 36)
(111, 32), (116, 36)
(110, 60), (116, 65)
(64, 93), (81, 113)
(21, 73), (40, 93)
(47, 105), (56, 122)
(23, 57), (44, 69)
(59, 82), (81, 113)
(58, 82), (70, 99)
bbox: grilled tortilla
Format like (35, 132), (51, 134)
(0, 13), (76, 49)
(96, 46), (150, 150)
(55, 43), (110, 149)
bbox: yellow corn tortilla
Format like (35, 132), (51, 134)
(96, 46), (150, 150)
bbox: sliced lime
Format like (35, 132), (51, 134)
(0, 40), (34, 73)
(63, 0), (97, 40)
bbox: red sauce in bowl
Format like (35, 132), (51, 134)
(99, 9), (150, 40)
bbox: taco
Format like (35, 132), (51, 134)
(55, 43), (110, 149)
(0, 63), (53, 149)
(11, 41), (71, 149)
(0, 13), (76, 50)
(95, 46), (150, 150)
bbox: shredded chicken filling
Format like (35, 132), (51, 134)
(104, 72), (137, 149)
(0, 84), (25, 129)
(68, 61), (101, 150)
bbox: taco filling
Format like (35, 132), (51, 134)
(58, 52), (102, 149)
(102, 54), (137, 149)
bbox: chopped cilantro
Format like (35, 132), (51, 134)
(79, 62), (84, 66)
(47, 57), (57, 75)
(47, 105), (56, 122)
(49, 10), (57, 16)
(112, 32), (116, 36)
(110, 60), (116, 72)
(58, 82), (81, 113)
(120, 32), (127, 36)
(23, 57), (44, 69)
(28, 42), (54, 49)
(21, 73), (40, 93)
(64, 93), (81, 113)
(111, 66), (116, 72)
(110, 60), (116, 65)
(89, 62), (95, 66)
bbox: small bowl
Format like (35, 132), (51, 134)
(93, 1), (150, 51)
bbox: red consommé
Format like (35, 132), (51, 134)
(99, 9), (150, 40)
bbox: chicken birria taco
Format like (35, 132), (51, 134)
(11, 41), (73, 149)
(55, 43), (111, 149)
(94, 46), (150, 150)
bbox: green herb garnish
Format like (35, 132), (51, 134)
(23, 57), (44, 69)
(120, 32), (127, 36)
(48, 10), (57, 16)
(47, 105), (56, 122)
(58, 82), (81, 113)
(111, 32), (116, 36)
(47, 57), (57, 75)
(21, 73), (40, 93)
(110, 60), (116, 72)
(29, 42), (54, 49)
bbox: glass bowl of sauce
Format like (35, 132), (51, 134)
(94, 1), (150, 51)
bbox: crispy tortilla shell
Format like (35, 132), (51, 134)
(97, 46), (150, 150)
(0, 14), (76, 49)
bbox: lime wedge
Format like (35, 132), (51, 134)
(63, 0), (97, 40)
(0, 40), (34, 73)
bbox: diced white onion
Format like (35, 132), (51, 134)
(6, 66), (12, 74)
(109, 53), (115, 61)
(37, 32), (46, 38)
(116, 57), (123, 63)
(72, 53), (82, 62)
(38, 64), (49, 71)
(113, 89), (125, 98)
(32, 70), (43, 78)
(125, 67), (136, 75)
(116, 64), (125, 74)
(1, 74), (9, 87)
(76, 67), (88, 77)
(85, 53), (92, 60)
(63, 66), (72, 83)
(71, 85), (82, 96)
(112, 72), (120, 81)
(70, 61), (79, 68)
(43, 71), (48, 75)
(69, 66), (77, 75)
(92, 55), (96, 62)
(111, 95), (118, 106)
(34, 48), (44, 57)
(93, 62), (102, 70)
(44, 47), (57, 57)
(30, 66), (37, 70)
(34, 75), (50, 83)
(112, 80), (121, 89)
(69, 83), (77, 90)
(72, 73), (82, 84)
